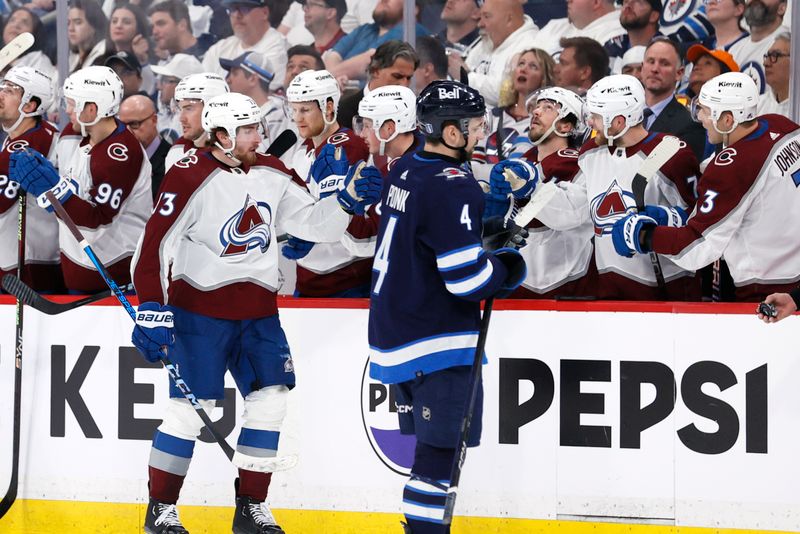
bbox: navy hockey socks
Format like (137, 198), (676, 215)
(403, 443), (455, 534)
(238, 469), (273, 502)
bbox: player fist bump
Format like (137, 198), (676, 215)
(611, 212), (657, 257)
(310, 143), (350, 196)
(132, 302), (174, 363)
(490, 159), (539, 199)
(338, 162), (382, 215)
(642, 205), (687, 228)
(10, 148), (77, 212)
(281, 235), (314, 260)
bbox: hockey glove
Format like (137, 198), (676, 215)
(642, 205), (688, 228)
(482, 215), (529, 251)
(131, 302), (174, 363)
(310, 143), (349, 197)
(10, 148), (77, 212)
(338, 162), (382, 215)
(281, 235), (314, 260)
(492, 247), (527, 298)
(490, 159), (539, 199)
(611, 212), (657, 258)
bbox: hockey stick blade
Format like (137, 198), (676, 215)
(232, 451), (298, 473)
(512, 181), (558, 228)
(265, 130), (297, 159)
(631, 135), (682, 210)
(2, 274), (133, 315)
(0, 32), (34, 72)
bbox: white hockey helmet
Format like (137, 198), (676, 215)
(584, 74), (645, 145)
(174, 72), (229, 104)
(63, 66), (124, 134)
(202, 92), (262, 161)
(695, 72), (758, 135)
(355, 85), (416, 155)
(525, 86), (586, 145)
(286, 69), (340, 126)
(1, 65), (54, 133)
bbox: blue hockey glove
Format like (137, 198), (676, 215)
(10, 148), (76, 212)
(281, 235), (314, 260)
(483, 189), (512, 219)
(611, 212), (657, 258)
(482, 215), (528, 251)
(642, 205), (688, 228)
(310, 143), (349, 197)
(492, 247), (527, 298)
(131, 302), (174, 363)
(490, 159), (539, 199)
(338, 162), (382, 215)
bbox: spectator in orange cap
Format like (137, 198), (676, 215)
(685, 44), (739, 98)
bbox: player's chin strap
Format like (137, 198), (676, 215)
(73, 99), (104, 137)
(376, 127), (400, 156)
(2, 97), (36, 134)
(530, 118), (571, 146)
(215, 133), (242, 166)
(712, 118), (737, 148)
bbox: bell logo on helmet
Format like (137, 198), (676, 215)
(437, 87), (461, 100)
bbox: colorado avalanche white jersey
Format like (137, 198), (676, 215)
(651, 114), (800, 301)
(0, 120), (62, 291)
(164, 136), (199, 174)
(56, 121), (152, 292)
(131, 149), (350, 319)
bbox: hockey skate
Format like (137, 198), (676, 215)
(232, 495), (285, 534)
(144, 498), (189, 534)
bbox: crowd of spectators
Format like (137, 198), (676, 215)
(0, 0), (796, 303)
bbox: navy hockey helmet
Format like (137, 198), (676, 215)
(416, 80), (486, 139)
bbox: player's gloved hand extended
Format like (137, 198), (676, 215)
(490, 159), (539, 199)
(482, 215), (529, 251)
(492, 247), (527, 298)
(611, 212), (657, 257)
(131, 302), (174, 363)
(281, 235), (314, 260)
(642, 205), (688, 227)
(310, 144), (349, 197)
(337, 162), (382, 215)
(10, 148), (77, 212)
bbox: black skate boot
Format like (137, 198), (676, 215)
(144, 498), (189, 534)
(232, 495), (285, 534)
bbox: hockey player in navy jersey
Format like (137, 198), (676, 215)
(283, 69), (373, 297)
(613, 72), (800, 302)
(130, 92), (381, 534)
(485, 87), (595, 298)
(368, 80), (526, 533)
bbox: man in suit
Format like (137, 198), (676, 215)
(641, 37), (706, 161)
(118, 95), (172, 202)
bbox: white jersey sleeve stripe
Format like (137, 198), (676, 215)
(444, 261), (494, 296)
(436, 244), (483, 271)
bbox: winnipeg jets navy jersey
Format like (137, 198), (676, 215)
(368, 151), (508, 384)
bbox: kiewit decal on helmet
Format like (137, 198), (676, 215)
(696, 72), (758, 136)
(2, 65), (54, 133)
(584, 74), (645, 145)
(174, 72), (229, 104)
(416, 80), (486, 139)
(286, 69), (341, 125)
(202, 92), (262, 162)
(525, 86), (586, 145)
(355, 85), (416, 155)
(63, 66), (124, 135)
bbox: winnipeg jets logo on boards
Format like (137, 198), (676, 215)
(4, 139), (29, 153)
(360, 357), (416, 476)
(219, 194), (273, 257)
(590, 180), (634, 236)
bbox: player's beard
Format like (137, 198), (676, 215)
(620, 11), (650, 30)
(744, 0), (778, 27)
(237, 149), (258, 166)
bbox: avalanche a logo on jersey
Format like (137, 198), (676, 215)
(740, 61), (766, 94)
(219, 194), (273, 257)
(360, 357), (416, 476)
(590, 180), (634, 236)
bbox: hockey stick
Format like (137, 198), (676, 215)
(265, 129), (296, 158)
(0, 195), (26, 519)
(630, 135), (682, 294)
(43, 191), (296, 473)
(1, 274), (134, 315)
(0, 32), (34, 72)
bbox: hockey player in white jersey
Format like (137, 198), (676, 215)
(613, 72), (800, 302)
(485, 86), (595, 298)
(0, 66), (63, 292)
(130, 92), (381, 534)
(537, 74), (701, 300)
(283, 69), (373, 297)
(164, 72), (229, 173)
(14, 66), (151, 293)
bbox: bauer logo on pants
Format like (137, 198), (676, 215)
(360, 356), (416, 476)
